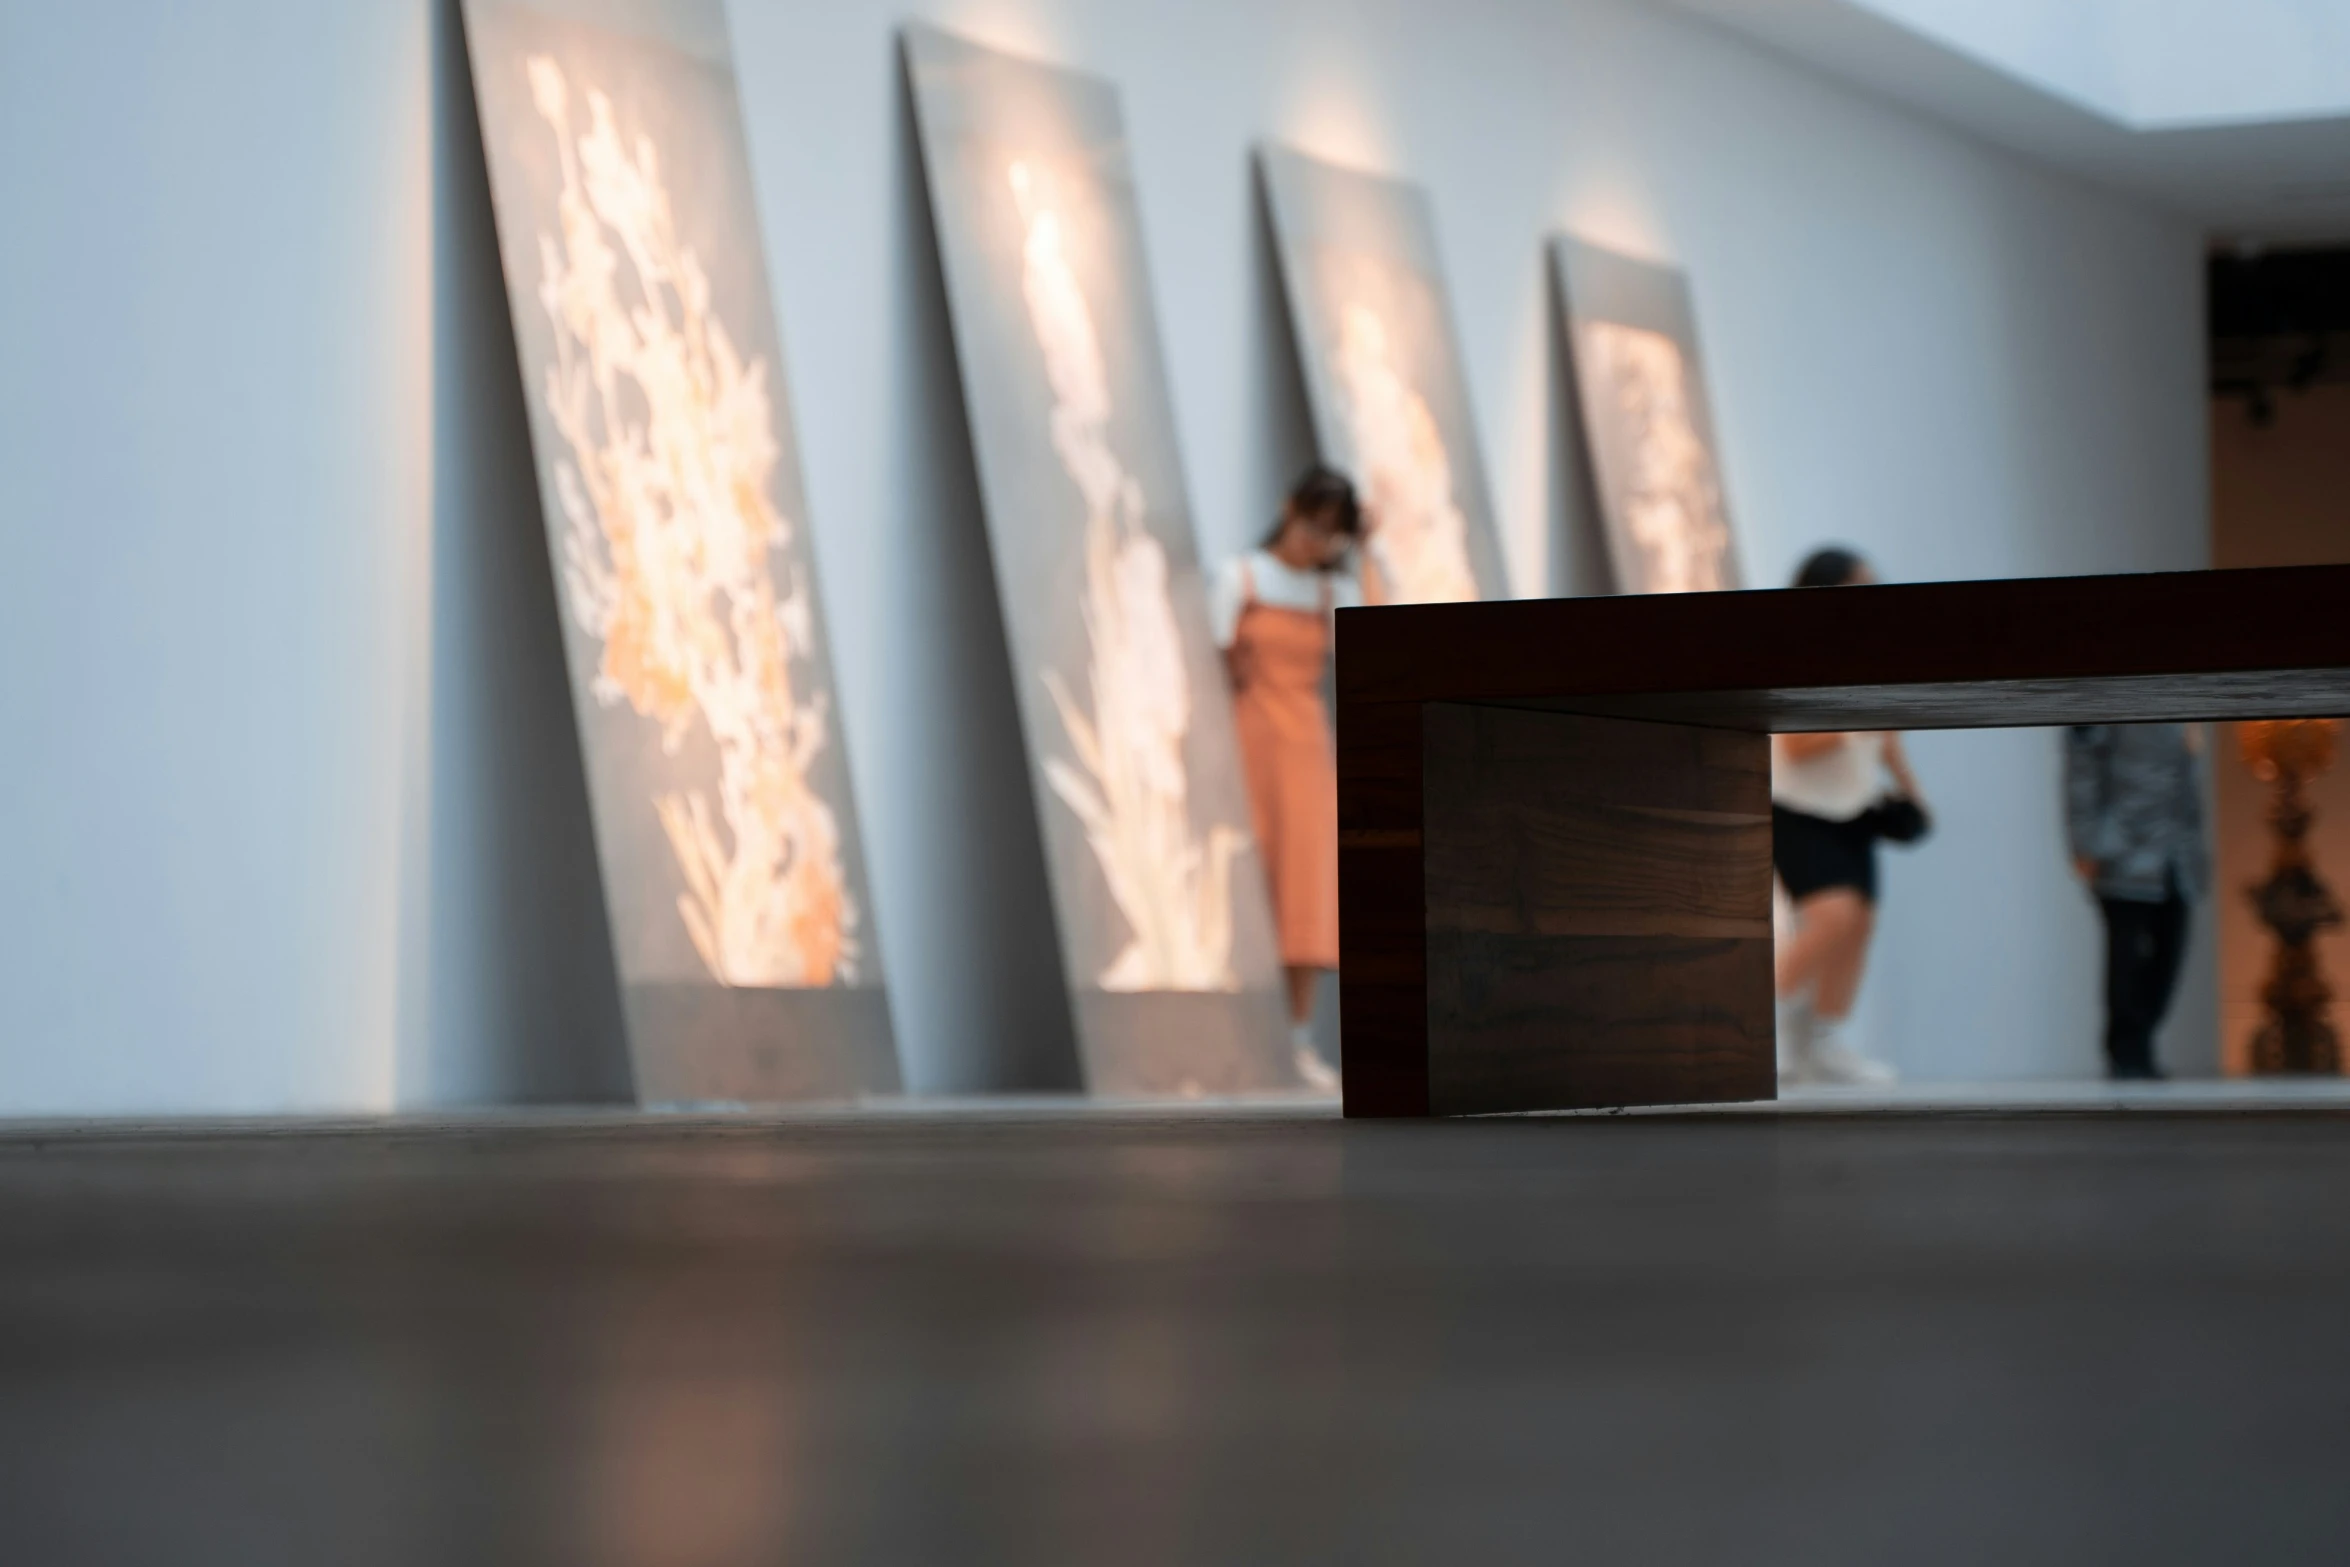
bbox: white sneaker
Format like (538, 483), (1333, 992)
(1807, 1018), (1896, 1086)
(1292, 1026), (1341, 1094)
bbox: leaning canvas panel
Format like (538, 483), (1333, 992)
(902, 24), (1296, 1094)
(1257, 145), (1511, 606)
(462, 0), (898, 1102)
(1552, 237), (1743, 595)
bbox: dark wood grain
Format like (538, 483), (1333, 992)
(1427, 932), (1775, 1115)
(1487, 670), (2350, 733)
(1422, 705), (1768, 941)
(1420, 704), (1773, 1116)
(1337, 696), (1428, 1116)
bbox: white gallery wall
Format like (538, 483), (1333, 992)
(0, 0), (2210, 1113)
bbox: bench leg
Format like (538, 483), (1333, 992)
(1343, 700), (1776, 1117)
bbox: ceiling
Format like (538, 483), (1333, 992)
(1842, 0), (2350, 130)
(1665, 0), (2350, 243)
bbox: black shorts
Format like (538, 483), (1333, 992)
(1773, 805), (1878, 903)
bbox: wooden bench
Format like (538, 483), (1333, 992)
(1336, 565), (2350, 1117)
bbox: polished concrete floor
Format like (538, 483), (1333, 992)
(6, 1091), (2350, 1564)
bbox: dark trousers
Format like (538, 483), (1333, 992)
(2098, 883), (2190, 1076)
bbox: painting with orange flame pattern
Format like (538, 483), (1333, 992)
(904, 24), (1297, 1095)
(1552, 235), (1745, 596)
(463, 0), (899, 1103)
(1258, 146), (1511, 607)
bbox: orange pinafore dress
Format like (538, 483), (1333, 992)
(1230, 562), (1340, 969)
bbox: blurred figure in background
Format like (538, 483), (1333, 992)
(1773, 547), (1929, 1086)
(2065, 724), (2208, 1080)
(1212, 465), (1363, 1093)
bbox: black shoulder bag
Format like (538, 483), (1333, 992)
(1863, 795), (1932, 846)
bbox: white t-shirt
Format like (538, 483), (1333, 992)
(1209, 550), (1363, 649)
(1772, 732), (1886, 822)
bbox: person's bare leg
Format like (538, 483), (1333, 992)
(1786, 892), (1891, 1083)
(1777, 890), (1868, 999)
(1776, 921), (1823, 998)
(1283, 965), (1320, 1026)
(1810, 898), (1876, 1021)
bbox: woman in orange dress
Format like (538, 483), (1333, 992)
(1212, 466), (1364, 1092)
